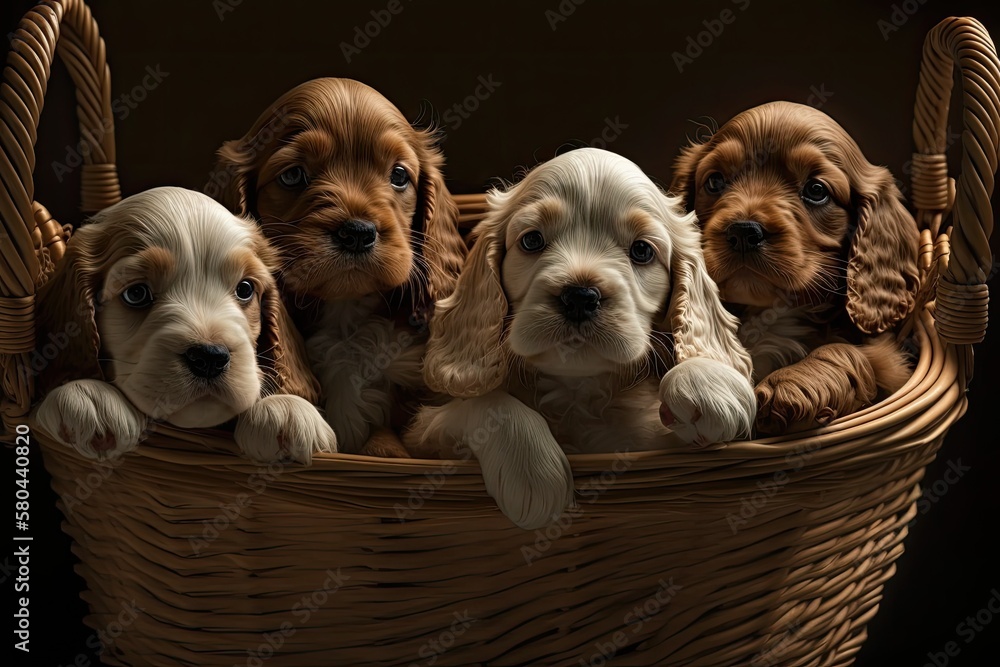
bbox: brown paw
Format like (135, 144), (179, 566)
(754, 345), (880, 435)
(359, 428), (410, 458)
(755, 369), (852, 435)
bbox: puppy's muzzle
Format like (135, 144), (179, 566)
(184, 344), (231, 379)
(560, 285), (601, 323)
(334, 219), (378, 255)
(726, 220), (766, 254)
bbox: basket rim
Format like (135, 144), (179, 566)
(31, 308), (963, 479)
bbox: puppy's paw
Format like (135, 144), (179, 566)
(35, 380), (147, 460)
(755, 345), (877, 435)
(476, 411), (575, 531)
(755, 368), (857, 435)
(659, 358), (755, 447)
(235, 395), (337, 464)
(358, 427), (410, 458)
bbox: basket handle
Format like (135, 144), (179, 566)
(0, 0), (120, 429)
(912, 16), (1000, 346)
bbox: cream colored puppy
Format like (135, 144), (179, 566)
(33, 187), (336, 463)
(406, 149), (755, 529)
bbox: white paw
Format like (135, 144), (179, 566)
(235, 394), (337, 464)
(34, 380), (147, 460)
(474, 410), (576, 530)
(659, 358), (755, 448)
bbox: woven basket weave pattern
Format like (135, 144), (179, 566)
(2, 4), (998, 666)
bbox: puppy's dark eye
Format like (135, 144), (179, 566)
(235, 279), (255, 302)
(278, 166), (308, 189)
(802, 179), (830, 205)
(705, 172), (726, 195)
(629, 240), (655, 264)
(390, 165), (410, 191)
(121, 284), (153, 308)
(519, 231), (545, 253)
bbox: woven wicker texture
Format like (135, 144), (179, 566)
(0, 0), (119, 429)
(912, 17), (1000, 345)
(1, 4), (997, 665)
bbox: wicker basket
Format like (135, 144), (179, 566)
(3, 2), (998, 665)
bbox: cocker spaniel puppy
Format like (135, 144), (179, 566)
(671, 101), (920, 434)
(405, 148), (756, 529)
(34, 187), (336, 462)
(213, 78), (467, 455)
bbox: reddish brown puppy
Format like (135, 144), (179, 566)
(212, 79), (467, 454)
(671, 101), (920, 433)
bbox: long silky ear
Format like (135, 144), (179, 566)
(660, 193), (753, 381)
(210, 138), (257, 217)
(410, 131), (468, 325)
(251, 233), (321, 403)
(846, 164), (920, 334)
(669, 141), (710, 211)
(34, 223), (107, 395)
(423, 190), (509, 398)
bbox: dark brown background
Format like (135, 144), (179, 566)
(5, 1), (999, 665)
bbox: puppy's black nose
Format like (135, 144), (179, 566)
(726, 221), (766, 253)
(335, 219), (378, 254)
(184, 344), (230, 379)
(560, 286), (601, 323)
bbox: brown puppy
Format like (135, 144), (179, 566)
(671, 101), (920, 433)
(212, 78), (467, 454)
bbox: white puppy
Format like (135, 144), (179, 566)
(406, 149), (755, 529)
(33, 187), (336, 463)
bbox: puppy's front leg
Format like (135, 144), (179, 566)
(235, 394), (337, 464)
(659, 357), (756, 447)
(35, 380), (147, 460)
(405, 390), (575, 530)
(754, 338), (906, 434)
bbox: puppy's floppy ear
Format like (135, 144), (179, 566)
(34, 221), (109, 395)
(212, 138), (257, 217)
(659, 193), (753, 381)
(423, 190), (509, 398)
(846, 163), (920, 334)
(669, 141), (710, 211)
(410, 130), (467, 325)
(250, 233), (321, 404)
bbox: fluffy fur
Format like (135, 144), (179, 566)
(671, 101), (920, 433)
(406, 148), (756, 529)
(33, 187), (336, 462)
(213, 78), (466, 455)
